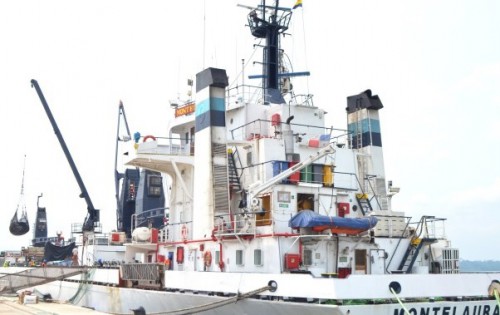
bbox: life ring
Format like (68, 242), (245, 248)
(181, 224), (188, 240)
(203, 251), (212, 267)
(143, 135), (157, 142)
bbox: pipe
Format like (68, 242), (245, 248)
(159, 232), (300, 246)
(299, 239), (303, 265)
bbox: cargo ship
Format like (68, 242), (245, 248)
(7, 1), (500, 314)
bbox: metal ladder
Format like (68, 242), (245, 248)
(227, 148), (242, 193)
(355, 193), (373, 215)
(212, 143), (230, 219)
(397, 216), (437, 273)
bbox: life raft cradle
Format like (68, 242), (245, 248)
(10, 155), (29, 236)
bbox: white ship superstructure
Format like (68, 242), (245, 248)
(5, 1), (500, 314)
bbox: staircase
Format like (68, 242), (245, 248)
(396, 216), (438, 273)
(397, 238), (437, 273)
(355, 193), (373, 215)
(212, 143), (230, 219)
(227, 148), (242, 193)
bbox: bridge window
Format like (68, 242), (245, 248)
(147, 175), (163, 197)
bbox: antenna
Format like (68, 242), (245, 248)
(203, 0), (206, 69)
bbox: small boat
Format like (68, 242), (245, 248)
(289, 209), (378, 235)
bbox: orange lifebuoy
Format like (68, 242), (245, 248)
(143, 135), (157, 142)
(181, 224), (188, 240)
(203, 251), (212, 267)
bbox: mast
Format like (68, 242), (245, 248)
(247, 0), (292, 104)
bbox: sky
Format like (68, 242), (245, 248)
(0, 0), (499, 260)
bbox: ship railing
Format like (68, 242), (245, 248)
(226, 83), (313, 109)
(135, 135), (193, 156)
(408, 216), (447, 240)
(71, 222), (103, 234)
(211, 213), (276, 238)
(226, 83), (263, 107)
(229, 118), (349, 146)
(131, 207), (168, 231)
(382, 215), (447, 273)
(290, 93), (315, 107)
(160, 220), (193, 243)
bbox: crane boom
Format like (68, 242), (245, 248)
(31, 79), (99, 232)
(248, 143), (335, 202)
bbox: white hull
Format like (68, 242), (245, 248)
(34, 280), (499, 315)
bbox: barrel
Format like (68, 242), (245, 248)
(323, 165), (334, 187)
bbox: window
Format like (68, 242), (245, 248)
(254, 249), (263, 266)
(147, 175), (162, 197)
(148, 175), (162, 186)
(148, 186), (162, 197)
(277, 191), (291, 203)
(215, 250), (220, 265)
(236, 250), (244, 266)
(303, 249), (312, 266)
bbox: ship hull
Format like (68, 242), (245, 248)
(32, 280), (499, 315)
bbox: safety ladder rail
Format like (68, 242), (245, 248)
(385, 215), (412, 274)
(365, 175), (383, 209)
(227, 148), (243, 193)
(396, 216), (438, 273)
(352, 173), (381, 215)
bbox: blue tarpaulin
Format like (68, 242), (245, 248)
(289, 210), (378, 231)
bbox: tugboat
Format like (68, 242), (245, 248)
(24, 1), (500, 314)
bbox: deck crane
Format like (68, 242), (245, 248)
(31, 79), (99, 232)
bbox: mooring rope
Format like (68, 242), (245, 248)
(68, 268), (96, 304)
(390, 287), (411, 315)
(111, 285), (271, 315)
(494, 289), (500, 310)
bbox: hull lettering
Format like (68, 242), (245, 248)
(393, 305), (499, 315)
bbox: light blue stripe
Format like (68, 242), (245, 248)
(348, 118), (380, 134)
(370, 119), (380, 133)
(195, 97), (225, 116)
(195, 99), (210, 116)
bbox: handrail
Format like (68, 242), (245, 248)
(385, 216), (412, 274)
(131, 207), (169, 231)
